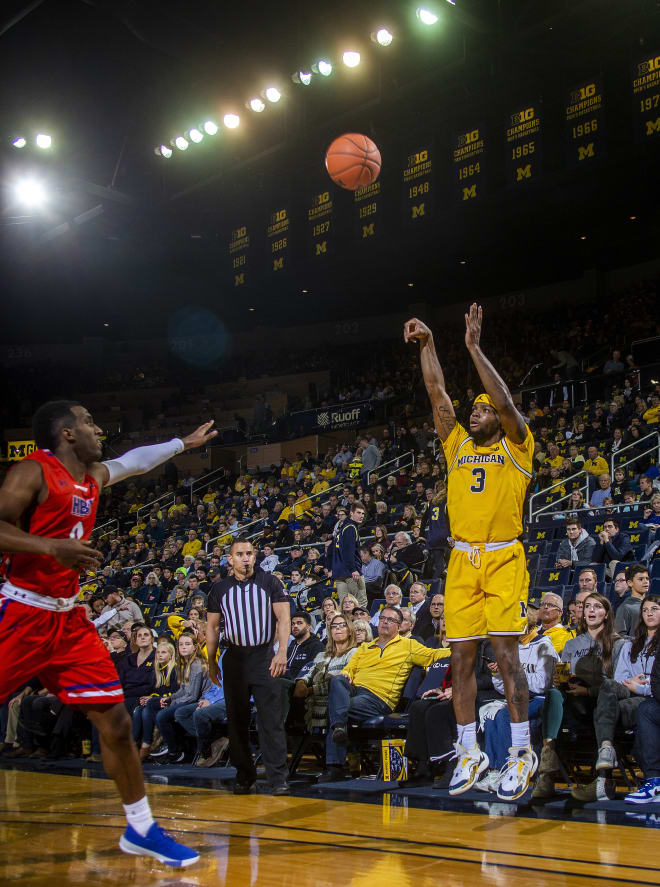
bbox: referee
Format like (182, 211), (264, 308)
(206, 537), (291, 795)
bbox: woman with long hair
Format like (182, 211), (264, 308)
(116, 626), (156, 715)
(132, 642), (179, 761)
(373, 524), (389, 549)
(294, 614), (359, 731)
(152, 634), (209, 764)
(340, 593), (359, 620)
(580, 594), (660, 800)
(533, 592), (626, 800)
(315, 597), (341, 643)
(352, 619), (373, 645)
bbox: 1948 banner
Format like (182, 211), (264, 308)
(402, 140), (434, 223)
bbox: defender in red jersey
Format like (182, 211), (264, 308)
(0, 400), (216, 866)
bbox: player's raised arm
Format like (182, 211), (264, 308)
(464, 303), (526, 444)
(95, 420), (218, 488)
(404, 317), (456, 441)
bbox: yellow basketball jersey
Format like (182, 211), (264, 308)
(443, 422), (534, 543)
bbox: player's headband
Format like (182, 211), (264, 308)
(473, 393), (498, 412)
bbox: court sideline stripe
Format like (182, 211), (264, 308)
(0, 817), (655, 885)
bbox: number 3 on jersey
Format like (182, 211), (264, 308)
(470, 467), (486, 493)
(69, 521), (84, 539)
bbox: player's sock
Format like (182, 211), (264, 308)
(456, 722), (477, 750)
(510, 721), (530, 749)
(123, 796), (155, 837)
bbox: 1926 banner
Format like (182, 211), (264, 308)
(565, 78), (605, 167)
(267, 206), (290, 274)
(505, 102), (543, 187)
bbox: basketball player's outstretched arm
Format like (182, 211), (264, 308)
(404, 318), (456, 442)
(464, 303), (527, 444)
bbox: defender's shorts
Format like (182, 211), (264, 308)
(444, 541), (529, 642)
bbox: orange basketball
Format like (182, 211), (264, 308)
(325, 133), (381, 191)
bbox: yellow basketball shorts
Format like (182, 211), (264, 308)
(444, 541), (529, 642)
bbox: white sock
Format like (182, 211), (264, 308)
(456, 722), (477, 749)
(510, 721), (530, 749)
(123, 796), (155, 837)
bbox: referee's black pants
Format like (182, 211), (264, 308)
(223, 642), (288, 787)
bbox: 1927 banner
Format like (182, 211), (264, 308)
(632, 50), (660, 142)
(307, 184), (335, 260)
(565, 78), (605, 167)
(228, 223), (249, 288)
(505, 102), (543, 187)
(267, 206), (290, 274)
(402, 140), (434, 223)
(451, 123), (487, 204)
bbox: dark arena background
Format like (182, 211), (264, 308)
(1, 1), (660, 885)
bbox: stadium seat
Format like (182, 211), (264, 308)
(627, 528), (650, 547)
(524, 540), (548, 558)
(535, 566), (570, 587)
(369, 598), (410, 618)
(650, 561), (660, 580)
(650, 578), (660, 596)
(528, 527), (555, 543)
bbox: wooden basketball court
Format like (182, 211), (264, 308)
(2, 766), (659, 886)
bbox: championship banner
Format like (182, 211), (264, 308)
(565, 78), (605, 167)
(7, 440), (36, 461)
(632, 50), (660, 142)
(402, 140), (434, 223)
(505, 102), (542, 187)
(286, 401), (372, 435)
(451, 124), (486, 204)
(307, 184), (335, 260)
(228, 223), (249, 288)
(266, 206), (290, 274)
(354, 181), (381, 243)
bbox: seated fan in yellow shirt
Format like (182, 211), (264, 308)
(404, 305), (536, 802)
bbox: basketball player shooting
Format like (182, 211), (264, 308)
(404, 305), (536, 801)
(0, 401), (217, 866)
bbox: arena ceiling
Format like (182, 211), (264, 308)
(1, 0), (660, 343)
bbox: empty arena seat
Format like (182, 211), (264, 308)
(535, 566), (570, 587)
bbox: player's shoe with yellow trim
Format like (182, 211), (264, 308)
(448, 743), (489, 795)
(496, 747), (538, 801)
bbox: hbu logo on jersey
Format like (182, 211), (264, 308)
(72, 496), (93, 517)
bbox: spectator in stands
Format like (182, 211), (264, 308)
(532, 593), (625, 799)
(132, 641), (178, 761)
(417, 592), (445, 642)
(294, 614), (359, 733)
(116, 626), (156, 715)
(626, 632), (660, 803)
(537, 593), (572, 653)
(360, 545), (387, 600)
(584, 446), (609, 478)
(330, 501), (368, 609)
(385, 531), (425, 585)
(399, 608), (421, 640)
(615, 564), (650, 637)
(182, 529), (202, 559)
(639, 474), (657, 504)
(408, 581), (428, 617)
(318, 606), (450, 782)
(359, 436), (382, 486)
(101, 585), (144, 624)
(259, 544), (279, 573)
(590, 474), (612, 509)
(152, 634), (209, 764)
(190, 650), (228, 769)
(370, 585), (403, 630)
(567, 443), (585, 470)
(340, 594), (360, 621)
(592, 517), (634, 577)
(575, 594), (659, 801)
(603, 350), (625, 377)
(315, 597), (341, 643)
(555, 518), (597, 568)
(285, 613), (324, 681)
(352, 619), (373, 644)
(477, 619), (557, 794)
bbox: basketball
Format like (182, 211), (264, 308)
(325, 133), (381, 191)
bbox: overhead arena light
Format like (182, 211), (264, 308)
(292, 70), (312, 86)
(15, 179), (46, 206)
(154, 144), (173, 158)
(342, 50), (361, 68)
(188, 128), (204, 143)
(265, 86), (281, 103)
(312, 59), (333, 77)
(203, 120), (218, 135)
(223, 113), (240, 129)
(174, 136), (189, 150)
(248, 97), (265, 112)
(35, 133), (52, 149)
(417, 8), (439, 25)
(371, 28), (393, 47)
(11, 136), (27, 148)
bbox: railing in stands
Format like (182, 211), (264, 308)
(528, 469), (589, 523)
(95, 518), (119, 540)
(610, 430), (659, 477)
(205, 449), (415, 553)
(136, 490), (176, 526)
(190, 467), (226, 504)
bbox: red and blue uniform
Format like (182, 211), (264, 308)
(0, 449), (124, 706)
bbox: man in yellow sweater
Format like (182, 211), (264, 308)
(584, 445), (609, 477)
(182, 529), (202, 558)
(318, 606), (450, 782)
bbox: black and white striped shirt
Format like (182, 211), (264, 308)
(207, 569), (289, 647)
